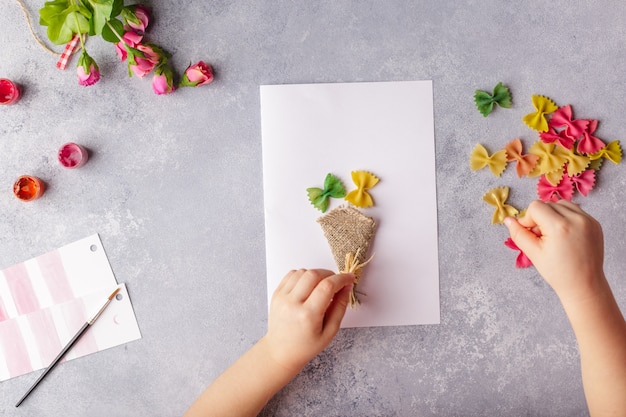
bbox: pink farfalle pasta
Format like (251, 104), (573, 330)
(504, 138), (539, 178)
(537, 174), (574, 202)
(522, 95), (558, 132)
(483, 187), (519, 224)
(540, 127), (575, 150)
(568, 169), (596, 197)
(577, 119), (606, 155)
(548, 105), (589, 140)
(504, 237), (533, 268)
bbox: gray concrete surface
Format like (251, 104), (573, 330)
(2, 1), (626, 416)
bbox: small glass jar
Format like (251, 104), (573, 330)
(0, 79), (21, 105)
(58, 142), (89, 168)
(13, 176), (45, 201)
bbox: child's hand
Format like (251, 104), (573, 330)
(261, 269), (354, 373)
(504, 200), (605, 304)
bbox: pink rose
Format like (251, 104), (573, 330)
(179, 61), (214, 87)
(76, 51), (101, 86)
(77, 65), (101, 86)
(126, 5), (150, 33)
(115, 31), (143, 61)
(129, 44), (161, 78)
(152, 65), (175, 95)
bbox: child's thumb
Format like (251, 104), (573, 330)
(503, 216), (540, 258)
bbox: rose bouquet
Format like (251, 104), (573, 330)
(38, 0), (214, 94)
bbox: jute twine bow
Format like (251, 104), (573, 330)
(342, 248), (374, 308)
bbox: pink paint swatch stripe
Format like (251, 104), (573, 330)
(61, 299), (98, 358)
(37, 249), (74, 304)
(28, 308), (62, 366)
(4, 263), (40, 315)
(0, 303), (7, 322)
(0, 319), (33, 378)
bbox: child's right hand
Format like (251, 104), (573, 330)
(504, 200), (606, 305)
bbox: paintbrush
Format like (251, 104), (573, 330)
(15, 286), (121, 407)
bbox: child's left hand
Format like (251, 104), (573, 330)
(261, 269), (354, 373)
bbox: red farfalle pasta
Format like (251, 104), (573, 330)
(504, 238), (533, 268)
(548, 105), (589, 140)
(504, 138), (539, 178)
(537, 174), (574, 202)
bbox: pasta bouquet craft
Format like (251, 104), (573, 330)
(307, 171), (379, 307)
(470, 90), (622, 268)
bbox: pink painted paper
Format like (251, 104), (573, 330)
(0, 319), (32, 377)
(4, 263), (40, 316)
(38, 250), (74, 305)
(0, 235), (141, 381)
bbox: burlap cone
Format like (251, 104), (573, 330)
(317, 205), (376, 306)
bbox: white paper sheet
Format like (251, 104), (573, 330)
(0, 234), (141, 381)
(260, 80), (440, 327)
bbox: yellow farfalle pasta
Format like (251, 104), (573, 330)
(529, 141), (568, 175)
(553, 146), (590, 177)
(483, 187), (519, 225)
(469, 144), (507, 177)
(522, 95), (558, 132)
(345, 171), (379, 208)
(590, 140), (622, 165)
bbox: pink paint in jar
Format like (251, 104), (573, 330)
(58, 143), (89, 168)
(0, 78), (21, 105)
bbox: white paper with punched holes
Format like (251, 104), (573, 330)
(0, 234), (141, 381)
(260, 81), (440, 327)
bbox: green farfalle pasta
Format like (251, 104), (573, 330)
(474, 82), (512, 117)
(307, 173), (347, 213)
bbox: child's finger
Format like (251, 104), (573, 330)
(275, 269), (306, 295)
(504, 216), (542, 258)
(304, 273), (355, 314)
(321, 283), (352, 336)
(289, 269), (335, 301)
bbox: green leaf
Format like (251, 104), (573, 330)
(101, 18), (124, 43)
(39, 1), (89, 45)
(474, 82), (512, 117)
(110, 0), (124, 18)
(85, 0), (115, 35)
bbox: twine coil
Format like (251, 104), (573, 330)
(15, 0), (61, 56)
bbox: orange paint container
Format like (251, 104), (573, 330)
(0, 79), (21, 105)
(13, 176), (45, 201)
